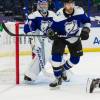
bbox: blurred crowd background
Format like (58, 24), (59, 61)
(0, 0), (100, 26)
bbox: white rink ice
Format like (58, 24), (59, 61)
(0, 52), (100, 100)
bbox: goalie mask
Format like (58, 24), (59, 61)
(37, 0), (48, 15)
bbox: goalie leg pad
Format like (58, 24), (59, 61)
(25, 52), (41, 81)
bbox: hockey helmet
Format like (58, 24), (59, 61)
(37, 0), (48, 14)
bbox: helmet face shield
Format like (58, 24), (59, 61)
(37, 0), (48, 14)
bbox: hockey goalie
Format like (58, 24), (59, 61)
(23, 0), (57, 82)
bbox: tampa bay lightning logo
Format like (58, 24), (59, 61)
(64, 20), (79, 35)
(41, 20), (52, 33)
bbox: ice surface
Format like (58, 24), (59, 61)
(0, 52), (100, 100)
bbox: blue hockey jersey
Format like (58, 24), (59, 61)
(51, 6), (91, 38)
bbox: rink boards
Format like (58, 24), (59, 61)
(0, 22), (100, 57)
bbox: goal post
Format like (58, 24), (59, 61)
(15, 22), (27, 84)
(0, 22), (31, 85)
(15, 22), (20, 84)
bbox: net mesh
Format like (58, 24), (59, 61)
(0, 22), (31, 84)
(0, 22), (16, 84)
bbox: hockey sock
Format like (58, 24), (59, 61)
(53, 66), (63, 78)
(63, 56), (80, 70)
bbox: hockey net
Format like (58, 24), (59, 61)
(0, 22), (32, 84)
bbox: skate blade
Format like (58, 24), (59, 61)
(63, 79), (70, 82)
(49, 85), (61, 90)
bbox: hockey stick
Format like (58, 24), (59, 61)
(2, 22), (46, 37)
(2, 22), (80, 38)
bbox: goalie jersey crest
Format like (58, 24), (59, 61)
(41, 21), (49, 32)
(41, 20), (52, 33)
(24, 10), (57, 34)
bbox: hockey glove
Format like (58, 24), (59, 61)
(47, 28), (58, 40)
(80, 27), (90, 40)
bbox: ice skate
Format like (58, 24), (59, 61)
(49, 77), (62, 89)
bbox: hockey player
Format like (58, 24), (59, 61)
(48, 0), (91, 88)
(23, 0), (59, 82)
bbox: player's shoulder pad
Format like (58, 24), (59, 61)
(48, 10), (56, 17)
(56, 8), (63, 16)
(74, 6), (85, 15)
(48, 10), (59, 21)
(28, 11), (41, 19)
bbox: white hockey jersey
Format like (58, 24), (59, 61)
(24, 10), (57, 34)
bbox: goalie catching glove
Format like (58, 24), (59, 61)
(80, 27), (90, 40)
